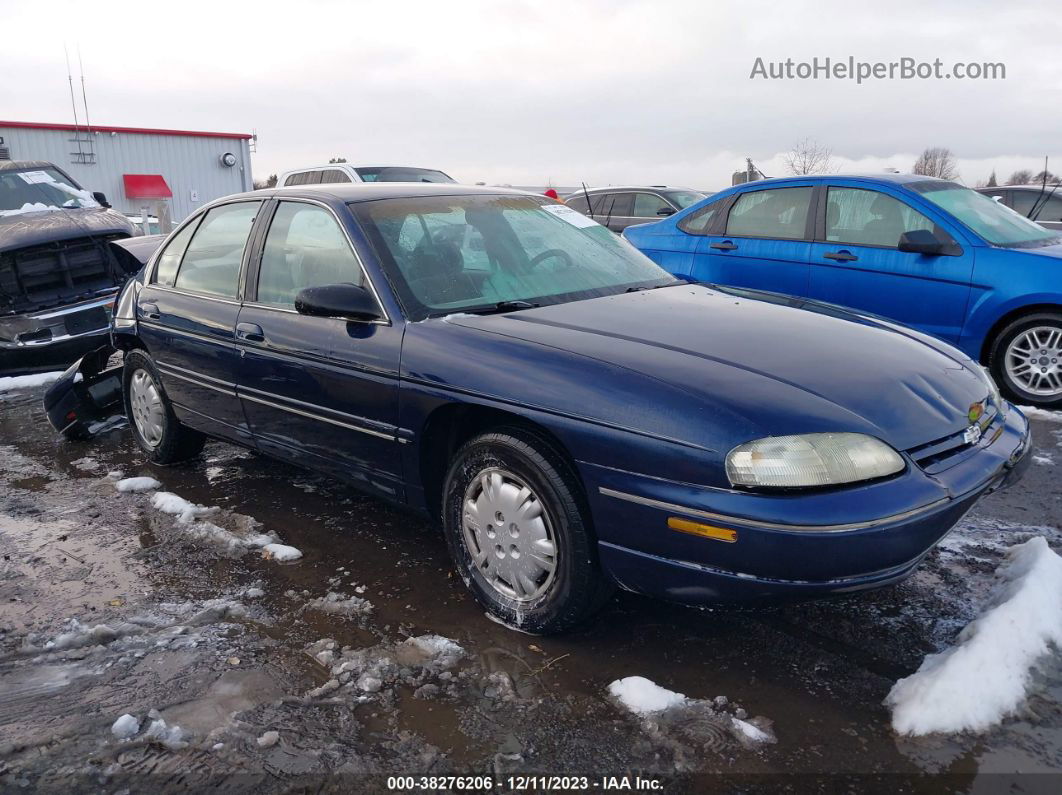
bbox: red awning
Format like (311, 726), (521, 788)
(123, 174), (172, 199)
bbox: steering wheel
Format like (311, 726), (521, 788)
(529, 248), (574, 270)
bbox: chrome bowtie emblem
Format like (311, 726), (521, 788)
(964, 424), (983, 445)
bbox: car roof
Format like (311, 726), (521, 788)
(238, 183), (538, 204)
(985, 184), (1062, 191)
(0, 160), (56, 172)
(567, 185), (702, 194)
(279, 164), (448, 174)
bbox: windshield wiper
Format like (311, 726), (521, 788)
(463, 300), (540, 315)
(625, 278), (689, 293)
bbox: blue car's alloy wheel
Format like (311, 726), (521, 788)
(442, 428), (613, 634)
(990, 312), (1062, 409)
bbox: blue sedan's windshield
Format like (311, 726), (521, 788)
(353, 195), (677, 319)
(909, 180), (1060, 248)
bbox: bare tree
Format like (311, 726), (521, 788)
(329, 157), (348, 164)
(912, 147), (957, 180)
(783, 138), (832, 175)
(1033, 170), (1060, 184)
(253, 174), (278, 190)
(1007, 169), (1034, 185)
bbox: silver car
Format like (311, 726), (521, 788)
(976, 185), (1062, 231)
(564, 186), (707, 233)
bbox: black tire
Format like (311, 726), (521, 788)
(122, 350), (205, 464)
(441, 427), (613, 634)
(987, 311), (1062, 410)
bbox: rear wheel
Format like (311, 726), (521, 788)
(441, 428), (612, 634)
(988, 312), (1062, 410)
(123, 350), (205, 464)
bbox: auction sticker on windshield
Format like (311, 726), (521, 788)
(541, 203), (599, 228)
(17, 171), (55, 184)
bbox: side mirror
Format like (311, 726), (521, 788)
(295, 283), (382, 322)
(656, 207), (676, 216)
(92, 191), (111, 208)
(897, 229), (946, 256)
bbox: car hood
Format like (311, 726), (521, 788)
(442, 284), (990, 452)
(0, 206), (135, 252)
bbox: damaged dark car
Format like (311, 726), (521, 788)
(0, 160), (148, 374)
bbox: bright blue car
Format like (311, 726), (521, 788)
(624, 174), (1062, 410)
(45, 185), (1029, 633)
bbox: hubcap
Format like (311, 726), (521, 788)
(461, 468), (558, 602)
(1005, 326), (1062, 397)
(129, 368), (165, 448)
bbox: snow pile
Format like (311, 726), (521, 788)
(262, 543), (302, 562)
(43, 619), (122, 651)
(111, 714), (140, 739)
(0, 202), (62, 217)
(303, 634), (466, 701)
(144, 717), (186, 749)
(306, 591), (372, 617)
(609, 676), (688, 714)
(115, 476), (162, 493)
(144, 489), (294, 558)
(1018, 406), (1062, 424)
(1034, 453), (1055, 466)
(607, 676), (775, 751)
(152, 492), (218, 523)
(886, 536), (1062, 735)
(0, 371), (64, 393)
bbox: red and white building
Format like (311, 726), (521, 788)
(0, 120), (254, 228)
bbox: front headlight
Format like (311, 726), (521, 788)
(979, 366), (1005, 415)
(726, 432), (905, 489)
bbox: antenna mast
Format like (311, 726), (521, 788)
(64, 44), (85, 162)
(78, 45), (92, 134)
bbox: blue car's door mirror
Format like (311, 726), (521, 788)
(295, 283), (382, 322)
(897, 229), (946, 256)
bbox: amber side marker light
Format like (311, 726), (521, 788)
(667, 517), (738, 543)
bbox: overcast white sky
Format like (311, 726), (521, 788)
(2, 0), (1059, 189)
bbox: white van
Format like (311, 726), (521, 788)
(277, 164), (456, 187)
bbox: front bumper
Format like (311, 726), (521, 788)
(0, 292), (116, 350)
(42, 346), (124, 439)
(585, 406), (1031, 604)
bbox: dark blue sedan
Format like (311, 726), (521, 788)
(52, 184), (1030, 633)
(623, 174), (1062, 410)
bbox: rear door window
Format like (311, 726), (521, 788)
(318, 169), (351, 184)
(678, 201), (722, 235)
(725, 187), (812, 240)
(599, 192), (633, 218)
(824, 187), (934, 248)
(633, 193), (673, 218)
(153, 217), (200, 286)
(173, 201), (261, 298)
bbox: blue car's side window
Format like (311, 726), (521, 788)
(826, 187), (934, 248)
(725, 187), (812, 240)
(678, 201), (723, 235)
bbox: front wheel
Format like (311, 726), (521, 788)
(123, 350), (205, 464)
(441, 429), (612, 634)
(988, 312), (1062, 410)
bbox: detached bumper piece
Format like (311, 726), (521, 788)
(43, 345), (124, 440)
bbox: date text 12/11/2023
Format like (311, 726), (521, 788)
(386, 775), (664, 790)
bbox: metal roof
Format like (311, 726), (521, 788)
(0, 120), (252, 140)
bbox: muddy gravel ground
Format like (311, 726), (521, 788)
(1, 381), (1061, 793)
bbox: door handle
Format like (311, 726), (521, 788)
(710, 241), (738, 251)
(139, 302), (160, 319)
(236, 322), (265, 343)
(823, 250), (858, 262)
